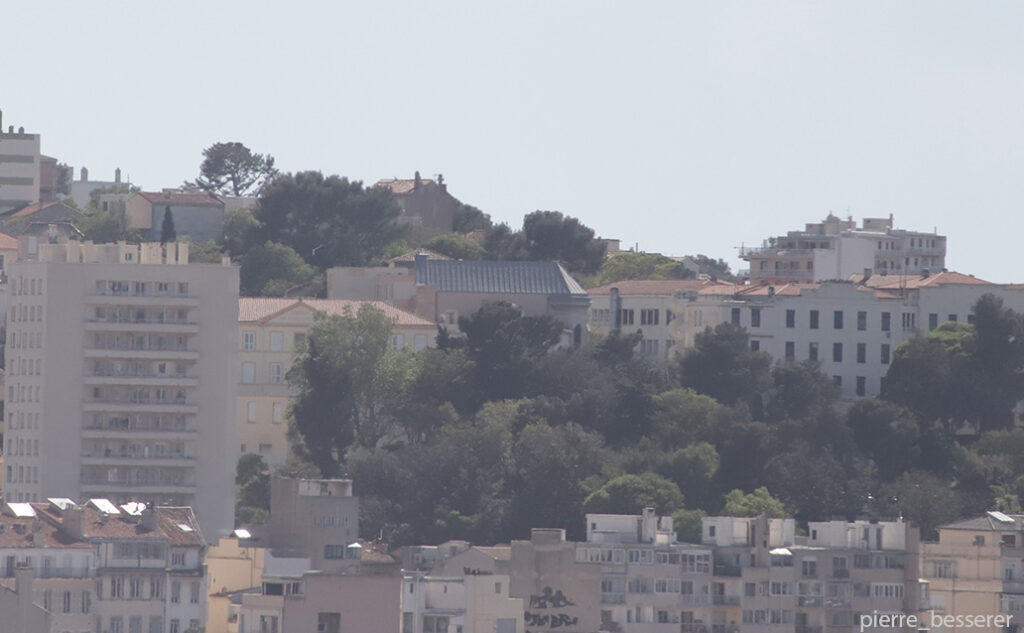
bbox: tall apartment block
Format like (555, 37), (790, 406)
(0, 118), (41, 213)
(740, 214), (946, 283)
(3, 239), (239, 540)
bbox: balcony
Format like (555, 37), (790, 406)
(601, 593), (626, 605)
(81, 453), (194, 467)
(796, 626), (823, 633)
(798, 596), (824, 608)
(83, 399), (198, 415)
(739, 246), (817, 258)
(85, 320), (199, 335)
(832, 569), (849, 579)
(712, 595), (741, 606)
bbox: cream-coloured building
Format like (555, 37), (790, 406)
(3, 239), (239, 540)
(920, 511), (1024, 633)
(237, 298), (436, 465)
(401, 571), (524, 633)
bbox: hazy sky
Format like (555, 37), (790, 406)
(4, 2), (1023, 281)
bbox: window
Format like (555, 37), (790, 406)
(259, 443), (273, 455)
(750, 340), (760, 351)
(857, 311), (867, 330)
(809, 310), (819, 329)
(620, 309), (634, 325)
(929, 313), (938, 330)
(150, 576), (163, 599)
(833, 375), (842, 387)
(243, 331), (255, 351)
(750, 308), (761, 328)
(801, 559), (817, 578)
(391, 334), (405, 349)
(881, 312), (891, 331)
(172, 551), (186, 567)
(242, 362), (255, 384)
(833, 343), (843, 362)
(423, 615), (450, 633)
(190, 581), (200, 604)
(833, 310), (843, 329)
(273, 402), (284, 423)
(856, 343), (866, 363)
(247, 402), (257, 423)
(149, 617), (162, 633)
(270, 363), (282, 384)
(294, 333), (306, 348)
(784, 341), (795, 361)
(324, 544), (346, 559)
(731, 308), (741, 325)
(111, 617), (124, 633)
(809, 342), (818, 361)
(82, 590), (91, 613)
(270, 331), (283, 352)
(170, 581), (180, 604)
(856, 376), (866, 396)
(62, 589), (71, 612)
(111, 575), (124, 599)
(949, 313), (958, 322)
(974, 535), (986, 546)
(785, 309), (795, 328)
(871, 583), (904, 599)
(641, 309), (659, 326)
(130, 576), (143, 598)
(881, 343), (891, 365)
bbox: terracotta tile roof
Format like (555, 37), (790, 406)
(238, 297), (434, 327)
(137, 191), (225, 208)
(588, 279), (730, 295)
(374, 178), (435, 196)
(0, 231), (18, 250)
(735, 283), (814, 297)
(849, 270), (992, 288)
(3, 201), (84, 219)
(0, 502), (206, 548)
(0, 512), (93, 549)
(941, 513), (1024, 531)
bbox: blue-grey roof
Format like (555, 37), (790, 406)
(416, 259), (587, 295)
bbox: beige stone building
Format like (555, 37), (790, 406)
(920, 511), (1024, 633)
(237, 297), (436, 465)
(3, 239), (239, 540)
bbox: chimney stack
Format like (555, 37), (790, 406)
(140, 506), (157, 531)
(611, 287), (622, 334)
(80, 167), (88, 182)
(115, 168), (122, 185)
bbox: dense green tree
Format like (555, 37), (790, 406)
(55, 162), (72, 196)
(584, 472), (685, 515)
(190, 142), (277, 196)
(160, 207), (177, 244)
(452, 203), (493, 233)
(287, 306), (395, 475)
(521, 210), (605, 273)
(222, 207), (261, 257)
(506, 422), (607, 540)
(426, 233), (485, 260)
(459, 302), (563, 405)
(846, 399), (922, 481)
(672, 508), (706, 543)
(78, 200), (141, 243)
(239, 242), (317, 297)
(688, 254), (736, 281)
(235, 454), (270, 525)
(255, 171), (405, 269)
(879, 470), (961, 539)
(597, 252), (689, 285)
(677, 323), (772, 413)
(649, 389), (725, 447)
(722, 486), (786, 517)
(187, 240), (225, 264)
(661, 443), (720, 511)
(765, 442), (855, 522)
(882, 323), (971, 422)
(766, 361), (840, 424)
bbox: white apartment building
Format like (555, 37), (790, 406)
(401, 571), (523, 633)
(674, 272), (1024, 399)
(0, 121), (41, 213)
(4, 239), (238, 540)
(740, 214), (946, 283)
(237, 298), (436, 465)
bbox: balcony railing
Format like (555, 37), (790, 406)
(601, 592), (626, 605)
(796, 626), (823, 633)
(714, 564), (742, 577)
(712, 595), (741, 606)
(84, 420), (193, 433)
(1, 567), (94, 579)
(798, 596), (824, 608)
(832, 569), (849, 579)
(82, 451), (193, 461)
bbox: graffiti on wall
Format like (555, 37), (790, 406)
(525, 586), (579, 631)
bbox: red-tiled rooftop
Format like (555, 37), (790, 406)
(849, 270), (992, 288)
(588, 279), (731, 295)
(238, 297), (434, 327)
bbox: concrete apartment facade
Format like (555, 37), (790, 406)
(0, 122), (41, 214)
(588, 279), (733, 360)
(402, 571), (523, 633)
(268, 477), (359, 571)
(3, 239), (238, 540)
(920, 511), (1024, 633)
(739, 214), (946, 283)
(237, 298), (436, 465)
(0, 498), (207, 633)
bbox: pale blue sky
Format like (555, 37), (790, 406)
(3, 2), (1023, 281)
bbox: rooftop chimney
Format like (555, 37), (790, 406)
(140, 506), (157, 531)
(80, 167), (88, 182)
(115, 168), (122, 185)
(610, 287), (622, 334)
(17, 126), (23, 134)
(414, 170), (422, 191)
